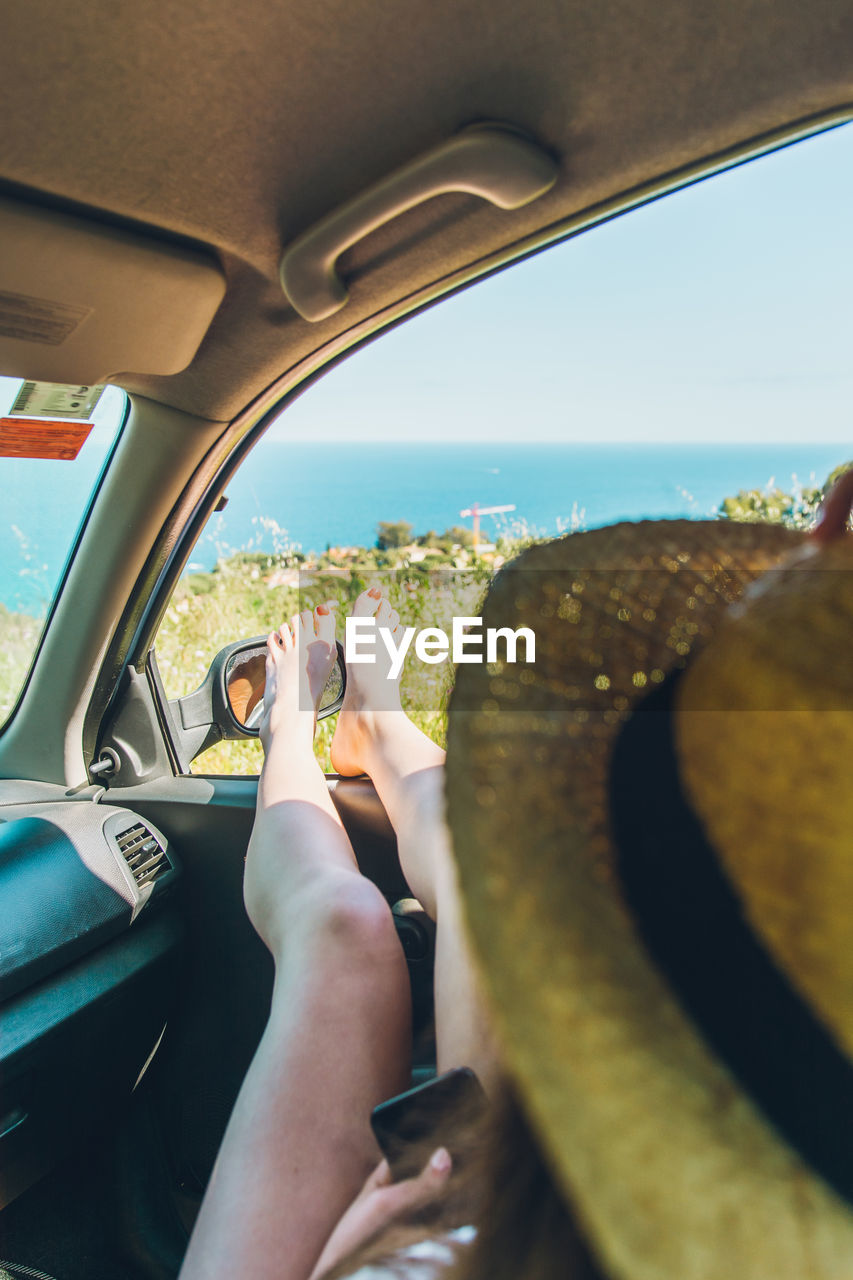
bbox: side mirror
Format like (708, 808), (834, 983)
(225, 638), (346, 731)
(164, 636), (346, 768)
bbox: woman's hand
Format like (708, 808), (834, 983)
(309, 1148), (453, 1280)
(812, 467), (853, 544)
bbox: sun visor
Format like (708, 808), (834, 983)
(0, 197), (226, 383)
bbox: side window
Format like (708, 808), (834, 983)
(154, 122), (851, 775)
(0, 380), (127, 731)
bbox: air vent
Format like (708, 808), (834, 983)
(116, 822), (171, 889)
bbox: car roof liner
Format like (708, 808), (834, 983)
(1, 0), (851, 419)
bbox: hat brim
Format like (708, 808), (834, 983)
(446, 519), (853, 1280)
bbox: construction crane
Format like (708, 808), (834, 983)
(459, 502), (516, 553)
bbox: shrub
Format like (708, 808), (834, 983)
(376, 520), (414, 550)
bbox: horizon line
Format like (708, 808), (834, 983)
(272, 436), (849, 448)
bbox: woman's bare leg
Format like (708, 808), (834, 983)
(181, 605), (411, 1280)
(331, 589), (501, 1092)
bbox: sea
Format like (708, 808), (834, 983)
(1, 442), (848, 615)
(190, 441), (848, 563)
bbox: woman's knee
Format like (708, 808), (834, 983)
(271, 869), (402, 970)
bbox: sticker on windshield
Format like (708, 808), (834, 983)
(0, 417), (93, 460)
(10, 381), (105, 419)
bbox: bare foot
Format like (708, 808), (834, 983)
(259, 603), (337, 754)
(330, 587), (405, 775)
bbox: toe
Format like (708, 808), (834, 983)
(299, 608), (315, 638)
(376, 599), (393, 627)
(315, 602), (336, 646)
(353, 587), (383, 618)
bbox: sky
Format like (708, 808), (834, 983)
(270, 120), (853, 445)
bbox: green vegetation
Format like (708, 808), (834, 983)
(717, 461), (851, 528)
(156, 551), (494, 774)
(0, 602), (43, 724)
(376, 520), (414, 550)
(155, 512), (540, 771)
(156, 463), (850, 774)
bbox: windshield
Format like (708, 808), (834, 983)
(0, 377), (127, 730)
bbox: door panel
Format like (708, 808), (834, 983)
(0, 795), (183, 1210)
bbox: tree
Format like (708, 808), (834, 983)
(376, 520), (413, 550)
(442, 525), (474, 548)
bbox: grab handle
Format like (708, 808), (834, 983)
(279, 125), (558, 322)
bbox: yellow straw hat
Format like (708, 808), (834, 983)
(446, 506), (853, 1280)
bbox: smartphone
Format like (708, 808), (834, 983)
(370, 1067), (488, 1181)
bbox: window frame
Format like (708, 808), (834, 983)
(90, 107), (853, 781)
